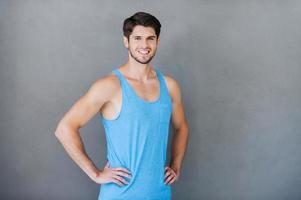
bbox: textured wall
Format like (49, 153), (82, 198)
(1, 0), (301, 199)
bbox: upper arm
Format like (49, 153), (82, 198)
(55, 74), (119, 132)
(164, 75), (189, 131)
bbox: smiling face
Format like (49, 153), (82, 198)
(124, 25), (160, 64)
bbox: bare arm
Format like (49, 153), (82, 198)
(54, 74), (118, 182)
(165, 76), (189, 177)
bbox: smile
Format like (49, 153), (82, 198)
(138, 50), (150, 55)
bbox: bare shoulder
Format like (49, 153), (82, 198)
(93, 72), (120, 91)
(163, 74), (182, 103)
(87, 72), (121, 104)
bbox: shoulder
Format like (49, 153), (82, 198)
(86, 71), (121, 102)
(162, 74), (182, 103)
(163, 75), (180, 90)
(92, 72), (120, 90)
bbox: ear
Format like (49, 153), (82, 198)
(157, 37), (160, 45)
(123, 36), (129, 49)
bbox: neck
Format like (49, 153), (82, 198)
(122, 60), (154, 82)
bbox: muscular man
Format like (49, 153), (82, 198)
(55, 12), (189, 200)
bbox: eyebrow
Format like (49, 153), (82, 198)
(132, 35), (157, 38)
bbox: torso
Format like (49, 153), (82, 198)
(98, 67), (173, 199)
(100, 67), (171, 120)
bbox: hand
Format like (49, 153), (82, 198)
(164, 166), (180, 185)
(93, 161), (132, 186)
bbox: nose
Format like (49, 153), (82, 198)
(141, 39), (149, 48)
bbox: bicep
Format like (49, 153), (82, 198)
(166, 76), (188, 131)
(58, 77), (115, 131)
(171, 100), (187, 131)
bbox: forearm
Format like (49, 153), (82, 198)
(169, 125), (189, 173)
(55, 126), (99, 181)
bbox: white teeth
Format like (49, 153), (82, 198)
(138, 50), (150, 54)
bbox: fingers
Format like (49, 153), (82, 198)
(164, 171), (173, 184)
(110, 166), (132, 186)
(112, 168), (132, 178)
(113, 167), (132, 175)
(164, 172), (176, 184)
(112, 174), (130, 185)
(164, 167), (178, 185)
(164, 167), (171, 176)
(165, 174), (177, 185)
(111, 178), (125, 186)
(114, 170), (132, 179)
(164, 166), (173, 179)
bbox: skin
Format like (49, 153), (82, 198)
(55, 25), (189, 187)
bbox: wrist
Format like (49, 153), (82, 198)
(89, 169), (102, 182)
(170, 160), (181, 169)
(170, 163), (181, 175)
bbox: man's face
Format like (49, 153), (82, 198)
(124, 25), (160, 64)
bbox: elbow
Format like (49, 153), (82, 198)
(54, 123), (72, 139)
(182, 122), (189, 135)
(54, 126), (64, 139)
(54, 128), (63, 138)
(174, 123), (189, 134)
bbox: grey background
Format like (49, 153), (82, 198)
(1, 0), (301, 199)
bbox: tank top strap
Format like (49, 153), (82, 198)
(112, 69), (131, 101)
(154, 67), (172, 103)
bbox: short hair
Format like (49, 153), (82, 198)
(123, 12), (161, 40)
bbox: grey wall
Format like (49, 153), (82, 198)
(1, 0), (301, 199)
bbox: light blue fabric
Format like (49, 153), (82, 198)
(98, 67), (173, 200)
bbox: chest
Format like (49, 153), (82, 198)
(126, 78), (160, 102)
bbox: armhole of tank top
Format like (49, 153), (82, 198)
(156, 68), (173, 104)
(101, 70), (125, 122)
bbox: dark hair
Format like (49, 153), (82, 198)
(123, 12), (161, 40)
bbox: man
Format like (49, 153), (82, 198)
(55, 12), (189, 200)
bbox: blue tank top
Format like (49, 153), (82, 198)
(98, 67), (173, 200)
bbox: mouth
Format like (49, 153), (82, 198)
(137, 49), (151, 55)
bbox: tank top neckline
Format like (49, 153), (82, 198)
(115, 67), (162, 104)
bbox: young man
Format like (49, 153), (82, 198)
(55, 12), (189, 199)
